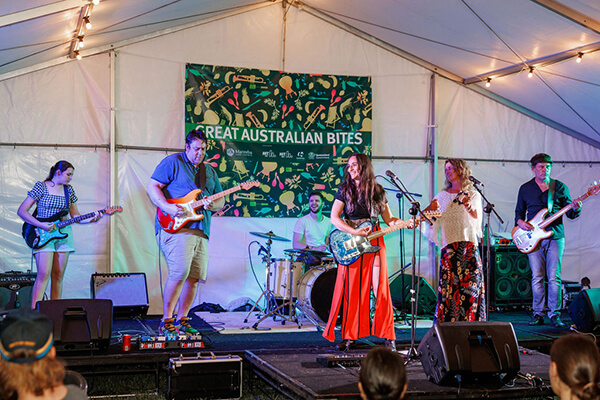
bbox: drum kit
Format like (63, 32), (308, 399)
(244, 231), (337, 329)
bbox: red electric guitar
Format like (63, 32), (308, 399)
(157, 180), (259, 233)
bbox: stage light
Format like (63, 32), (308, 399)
(485, 77), (491, 87)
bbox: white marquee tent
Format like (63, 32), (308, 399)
(1, 0), (599, 314)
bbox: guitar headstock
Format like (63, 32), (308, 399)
(241, 180), (260, 190)
(103, 206), (123, 215)
(587, 182), (600, 197)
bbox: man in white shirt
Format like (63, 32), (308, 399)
(293, 192), (331, 266)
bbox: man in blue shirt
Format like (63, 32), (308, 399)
(147, 129), (224, 338)
(514, 153), (581, 328)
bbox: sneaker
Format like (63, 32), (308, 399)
(529, 314), (544, 326)
(176, 317), (199, 335)
(159, 317), (179, 339)
(550, 315), (567, 328)
(385, 339), (397, 352)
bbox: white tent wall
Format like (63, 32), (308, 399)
(1, 4), (600, 314)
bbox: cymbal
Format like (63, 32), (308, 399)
(284, 248), (330, 257)
(250, 231), (290, 242)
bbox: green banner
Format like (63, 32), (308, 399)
(185, 64), (372, 218)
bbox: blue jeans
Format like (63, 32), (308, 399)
(527, 238), (564, 318)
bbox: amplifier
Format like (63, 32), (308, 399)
(316, 353), (366, 367)
(91, 273), (149, 318)
(0, 271), (36, 289)
(167, 354), (242, 399)
(0, 272), (36, 310)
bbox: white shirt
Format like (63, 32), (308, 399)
(293, 213), (332, 248)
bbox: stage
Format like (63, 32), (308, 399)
(50, 309), (574, 399)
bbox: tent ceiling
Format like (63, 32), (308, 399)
(1, 0), (600, 148)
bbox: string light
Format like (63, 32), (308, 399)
(527, 67), (534, 78)
(485, 77), (491, 87)
(75, 51), (82, 60)
(91, 0), (100, 5)
(576, 52), (583, 63)
(84, 17), (92, 29)
(77, 36), (84, 48)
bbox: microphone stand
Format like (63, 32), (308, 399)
(386, 174), (432, 359)
(470, 182), (503, 320)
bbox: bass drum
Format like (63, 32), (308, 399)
(296, 265), (339, 324)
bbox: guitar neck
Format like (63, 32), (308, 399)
(190, 185), (241, 209)
(367, 222), (404, 241)
(56, 210), (101, 228)
(538, 193), (587, 229)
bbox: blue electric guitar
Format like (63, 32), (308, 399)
(329, 207), (441, 266)
(22, 206), (122, 249)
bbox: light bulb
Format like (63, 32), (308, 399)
(485, 78), (491, 88)
(92, 0), (100, 5)
(576, 53), (583, 63)
(75, 51), (82, 60)
(84, 17), (92, 30)
(78, 37), (84, 48)
(527, 67), (533, 78)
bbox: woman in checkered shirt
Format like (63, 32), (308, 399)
(17, 160), (102, 308)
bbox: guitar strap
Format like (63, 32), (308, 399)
(547, 179), (555, 214)
(194, 163), (207, 193)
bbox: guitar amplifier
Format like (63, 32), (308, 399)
(92, 273), (149, 318)
(0, 272), (36, 310)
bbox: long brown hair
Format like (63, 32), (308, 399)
(44, 160), (74, 182)
(551, 334), (600, 400)
(443, 158), (473, 192)
(339, 153), (386, 215)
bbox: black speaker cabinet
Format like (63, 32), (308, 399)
(568, 288), (600, 332)
(92, 273), (149, 318)
(389, 273), (437, 315)
(493, 245), (532, 307)
(417, 321), (520, 385)
(0, 272), (36, 310)
(36, 298), (113, 351)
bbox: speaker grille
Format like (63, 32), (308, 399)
(492, 246), (532, 307)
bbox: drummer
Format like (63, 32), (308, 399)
(292, 191), (332, 267)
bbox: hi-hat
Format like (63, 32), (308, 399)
(250, 231), (290, 242)
(284, 248), (330, 257)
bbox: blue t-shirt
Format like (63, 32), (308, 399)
(151, 152), (222, 237)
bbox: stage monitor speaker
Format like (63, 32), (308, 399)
(389, 273), (437, 315)
(36, 298), (112, 351)
(568, 288), (600, 332)
(493, 246), (532, 307)
(91, 273), (149, 318)
(417, 321), (520, 385)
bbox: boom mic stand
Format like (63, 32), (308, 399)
(386, 172), (433, 359)
(470, 181), (503, 319)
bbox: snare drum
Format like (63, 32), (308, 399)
(268, 258), (304, 299)
(296, 265), (338, 323)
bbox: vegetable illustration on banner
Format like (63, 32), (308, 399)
(185, 64), (372, 218)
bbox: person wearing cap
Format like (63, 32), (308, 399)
(0, 309), (87, 400)
(515, 153), (582, 328)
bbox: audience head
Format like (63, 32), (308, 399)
(550, 334), (600, 400)
(359, 347), (407, 400)
(0, 310), (65, 398)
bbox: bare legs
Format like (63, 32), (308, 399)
(30, 251), (69, 308)
(162, 276), (200, 320)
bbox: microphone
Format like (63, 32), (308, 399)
(385, 170), (398, 181)
(469, 176), (484, 186)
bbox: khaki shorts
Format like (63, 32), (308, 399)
(157, 229), (208, 281)
(33, 226), (75, 254)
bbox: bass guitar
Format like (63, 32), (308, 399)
(157, 180), (259, 233)
(22, 206), (123, 249)
(328, 207), (441, 266)
(511, 183), (600, 253)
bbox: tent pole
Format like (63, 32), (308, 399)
(109, 50), (116, 272)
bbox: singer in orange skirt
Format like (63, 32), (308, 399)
(323, 153), (412, 351)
